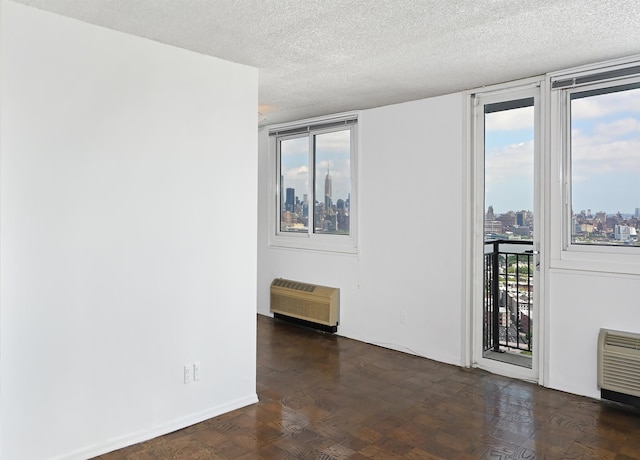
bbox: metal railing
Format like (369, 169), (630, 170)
(483, 240), (533, 354)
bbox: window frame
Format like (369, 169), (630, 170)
(549, 57), (640, 274)
(268, 113), (358, 254)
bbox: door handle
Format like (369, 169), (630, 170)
(524, 246), (541, 270)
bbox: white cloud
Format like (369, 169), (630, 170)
(485, 106), (534, 131)
(572, 135), (640, 177)
(485, 140), (534, 186)
(572, 88), (640, 120)
(316, 129), (351, 153)
(285, 165), (308, 177)
(484, 140), (535, 213)
(593, 117), (640, 139)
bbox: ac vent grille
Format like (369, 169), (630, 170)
(272, 278), (316, 292)
(605, 335), (640, 350)
(602, 354), (640, 392)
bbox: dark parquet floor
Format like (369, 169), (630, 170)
(98, 314), (640, 459)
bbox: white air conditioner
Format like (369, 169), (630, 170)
(270, 278), (339, 331)
(598, 328), (640, 399)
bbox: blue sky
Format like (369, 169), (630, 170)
(484, 106), (534, 215)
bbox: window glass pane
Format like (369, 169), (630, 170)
(313, 130), (351, 235)
(484, 101), (535, 241)
(570, 84), (640, 246)
(280, 137), (309, 233)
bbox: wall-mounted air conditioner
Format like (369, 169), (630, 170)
(270, 278), (339, 332)
(598, 328), (640, 408)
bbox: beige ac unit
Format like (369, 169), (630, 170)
(598, 328), (640, 399)
(270, 278), (339, 331)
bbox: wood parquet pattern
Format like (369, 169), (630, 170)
(98, 315), (640, 459)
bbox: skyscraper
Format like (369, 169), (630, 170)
(324, 166), (332, 208)
(285, 187), (295, 212)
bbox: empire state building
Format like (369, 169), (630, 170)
(324, 166), (332, 208)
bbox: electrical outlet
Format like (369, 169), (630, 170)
(193, 362), (201, 382)
(400, 311), (408, 324)
(184, 364), (192, 384)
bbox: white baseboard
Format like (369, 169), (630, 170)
(52, 394), (259, 460)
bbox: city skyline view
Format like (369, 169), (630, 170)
(280, 130), (351, 206)
(279, 129), (352, 234)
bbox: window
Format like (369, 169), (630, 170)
(270, 115), (357, 252)
(556, 68), (640, 250)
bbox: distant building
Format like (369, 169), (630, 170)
(499, 211), (517, 229)
(283, 210), (293, 226)
(484, 220), (502, 235)
(615, 224), (638, 242)
(324, 167), (332, 208)
(285, 187), (295, 212)
(512, 226), (531, 238)
(580, 223), (594, 234)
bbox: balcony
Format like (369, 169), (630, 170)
(483, 239), (533, 368)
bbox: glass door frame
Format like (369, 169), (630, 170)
(467, 79), (546, 384)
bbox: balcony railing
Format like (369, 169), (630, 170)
(483, 240), (533, 356)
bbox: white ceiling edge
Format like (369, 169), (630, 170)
(10, 0), (640, 126)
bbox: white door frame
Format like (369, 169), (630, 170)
(463, 77), (547, 384)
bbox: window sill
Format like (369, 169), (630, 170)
(268, 234), (358, 255)
(550, 248), (640, 276)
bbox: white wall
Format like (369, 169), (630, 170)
(547, 270), (640, 398)
(258, 81), (640, 403)
(258, 93), (465, 366)
(1, 3), (258, 459)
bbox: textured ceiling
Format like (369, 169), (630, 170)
(13, 0), (640, 126)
